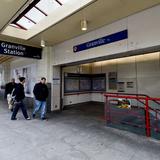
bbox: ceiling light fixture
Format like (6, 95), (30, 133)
(41, 40), (45, 47)
(81, 19), (87, 31)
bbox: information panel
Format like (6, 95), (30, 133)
(64, 73), (106, 93)
(80, 77), (91, 91)
(108, 72), (117, 90)
(92, 77), (106, 91)
(64, 77), (79, 92)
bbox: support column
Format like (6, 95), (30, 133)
(51, 66), (61, 111)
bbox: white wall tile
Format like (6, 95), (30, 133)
(128, 5), (160, 50)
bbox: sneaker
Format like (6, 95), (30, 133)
(32, 114), (35, 118)
(26, 117), (31, 120)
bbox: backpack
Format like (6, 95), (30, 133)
(7, 89), (15, 110)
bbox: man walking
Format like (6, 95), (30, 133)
(32, 77), (48, 120)
(11, 77), (30, 120)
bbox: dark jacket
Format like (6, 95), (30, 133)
(13, 83), (25, 102)
(33, 82), (48, 101)
(5, 82), (17, 98)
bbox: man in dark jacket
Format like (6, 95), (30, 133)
(11, 77), (30, 120)
(5, 78), (17, 98)
(32, 77), (48, 120)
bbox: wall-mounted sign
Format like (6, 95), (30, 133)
(127, 82), (134, 88)
(53, 78), (60, 85)
(118, 82), (125, 92)
(108, 72), (117, 90)
(0, 40), (42, 59)
(73, 30), (128, 53)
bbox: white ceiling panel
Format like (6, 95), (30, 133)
(36, 0), (60, 15)
(25, 7), (46, 23)
(17, 17), (35, 29)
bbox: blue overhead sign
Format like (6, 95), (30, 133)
(73, 30), (128, 53)
(0, 40), (42, 59)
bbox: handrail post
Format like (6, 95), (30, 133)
(145, 97), (151, 137)
(155, 110), (158, 132)
(105, 95), (111, 124)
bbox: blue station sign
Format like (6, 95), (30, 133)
(0, 40), (42, 59)
(73, 30), (128, 53)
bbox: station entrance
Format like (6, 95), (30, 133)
(62, 63), (106, 122)
(61, 51), (160, 140)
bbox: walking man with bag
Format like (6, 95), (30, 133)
(5, 78), (17, 99)
(11, 77), (30, 120)
(32, 77), (48, 120)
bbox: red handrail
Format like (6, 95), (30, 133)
(104, 94), (146, 100)
(104, 92), (160, 138)
(106, 92), (160, 105)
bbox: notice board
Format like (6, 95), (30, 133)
(64, 73), (106, 93)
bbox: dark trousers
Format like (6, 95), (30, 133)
(11, 100), (29, 119)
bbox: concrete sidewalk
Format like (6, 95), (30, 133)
(0, 100), (160, 160)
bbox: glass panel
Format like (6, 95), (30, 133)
(64, 77), (79, 93)
(25, 7), (46, 23)
(17, 17), (35, 29)
(36, 0), (60, 15)
(92, 77), (106, 91)
(9, 0), (92, 31)
(60, 0), (72, 4)
(80, 77), (91, 91)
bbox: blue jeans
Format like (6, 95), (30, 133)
(33, 100), (46, 118)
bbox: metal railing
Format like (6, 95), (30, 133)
(104, 93), (160, 138)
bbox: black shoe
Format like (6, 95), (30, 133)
(41, 117), (47, 120)
(32, 114), (35, 118)
(11, 118), (17, 120)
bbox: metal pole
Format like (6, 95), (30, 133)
(145, 97), (151, 137)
